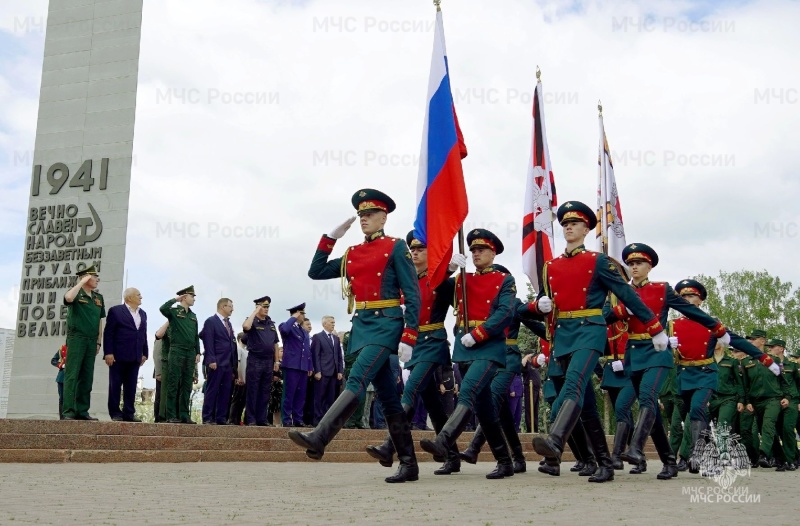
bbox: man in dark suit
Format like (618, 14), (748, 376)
(311, 316), (344, 426)
(200, 298), (238, 424)
(103, 288), (148, 422)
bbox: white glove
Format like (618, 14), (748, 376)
(537, 297), (553, 314)
(448, 253), (467, 272)
(768, 362), (780, 376)
(719, 332), (731, 346)
(652, 331), (669, 352)
(611, 360), (624, 372)
(669, 336), (679, 349)
(626, 307), (633, 315)
(536, 354), (546, 366)
(328, 216), (356, 239)
(461, 333), (476, 348)
(398, 343), (413, 363)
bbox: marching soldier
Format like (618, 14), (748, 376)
(670, 279), (772, 474)
(289, 189), (421, 484)
(736, 341), (789, 468)
(607, 244), (732, 480)
(61, 265), (105, 420)
(766, 338), (799, 471)
(737, 329), (768, 466)
(659, 364), (686, 471)
(160, 286), (201, 424)
(419, 229), (517, 479)
(365, 231), (461, 475)
(459, 296), (541, 475)
(529, 202), (666, 483)
(709, 342), (746, 436)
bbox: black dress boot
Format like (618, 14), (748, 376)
(629, 459), (647, 474)
(621, 406), (657, 466)
(459, 424), (486, 464)
(483, 420), (514, 479)
(676, 457), (689, 471)
(611, 421), (630, 470)
(366, 404), (412, 468)
(569, 420), (592, 472)
(433, 409), (461, 475)
(288, 390), (359, 460)
(687, 419), (706, 474)
(499, 408), (526, 473)
(533, 399), (582, 466)
(584, 417), (614, 483)
(650, 415), (678, 480)
(384, 411), (419, 483)
(420, 404), (472, 462)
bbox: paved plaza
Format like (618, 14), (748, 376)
(0, 462), (794, 525)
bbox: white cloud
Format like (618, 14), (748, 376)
(1, 0), (799, 343)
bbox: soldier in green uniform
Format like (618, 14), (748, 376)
(709, 343), (746, 436)
(342, 331), (367, 429)
(788, 349), (800, 469)
(659, 364), (687, 469)
(160, 286), (201, 424)
(735, 341), (787, 468)
(766, 338), (799, 471)
(737, 329), (767, 466)
(62, 265), (105, 420)
(290, 189), (421, 484)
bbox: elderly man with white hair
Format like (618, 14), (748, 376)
(103, 287), (149, 422)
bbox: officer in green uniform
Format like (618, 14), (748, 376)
(62, 265), (105, 420)
(736, 329), (767, 466)
(160, 286), (201, 424)
(736, 341), (787, 467)
(766, 338), (799, 471)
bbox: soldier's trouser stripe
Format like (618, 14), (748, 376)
(456, 360), (498, 415)
(550, 349), (600, 418)
(345, 345), (403, 417)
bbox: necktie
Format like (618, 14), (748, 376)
(224, 317), (233, 337)
(329, 333), (335, 348)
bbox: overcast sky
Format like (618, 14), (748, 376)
(2, 0), (799, 385)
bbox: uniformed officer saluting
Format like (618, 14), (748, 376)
(529, 201), (667, 482)
(61, 264), (105, 420)
(289, 189), (421, 484)
(160, 286), (202, 424)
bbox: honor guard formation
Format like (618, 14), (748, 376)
(53, 189), (799, 485)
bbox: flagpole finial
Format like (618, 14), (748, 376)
(434, 0), (441, 11)
(597, 100), (603, 116)
(536, 65), (541, 82)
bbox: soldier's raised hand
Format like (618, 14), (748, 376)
(329, 216), (357, 239)
(448, 253), (467, 272)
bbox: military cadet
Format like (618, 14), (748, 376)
(289, 189), (421, 484)
(709, 343), (746, 439)
(419, 229), (518, 479)
(737, 340), (788, 468)
(606, 244), (733, 480)
(670, 279), (771, 474)
(61, 265), (105, 420)
(459, 296), (540, 475)
(737, 329), (768, 466)
(766, 338), (799, 471)
(160, 286), (201, 424)
(530, 202), (666, 483)
(365, 231), (461, 475)
(242, 296), (281, 426)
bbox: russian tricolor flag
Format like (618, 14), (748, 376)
(413, 8), (468, 289)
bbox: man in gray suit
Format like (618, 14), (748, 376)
(311, 316), (344, 426)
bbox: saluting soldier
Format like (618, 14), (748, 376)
(160, 286), (201, 424)
(61, 265), (105, 420)
(289, 189), (421, 484)
(419, 229), (518, 479)
(365, 231), (461, 475)
(530, 202), (665, 483)
(607, 244), (730, 480)
(242, 296), (281, 426)
(670, 279), (772, 474)
(765, 338), (799, 471)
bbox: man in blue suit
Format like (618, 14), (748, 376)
(200, 298), (238, 425)
(280, 303), (313, 427)
(103, 288), (148, 422)
(311, 316), (344, 426)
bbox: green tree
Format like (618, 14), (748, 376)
(693, 270), (799, 350)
